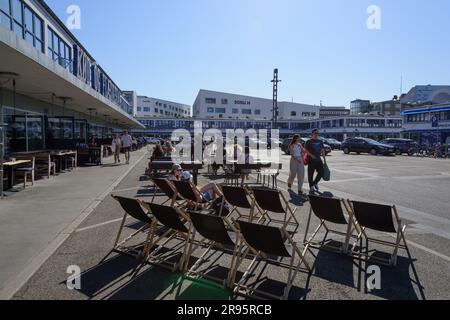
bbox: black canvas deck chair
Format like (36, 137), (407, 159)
(172, 180), (213, 210)
(250, 187), (299, 227)
(150, 177), (186, 207)
(304, 195), (354, 254)
(347, 200), (409, 267)
(220, 185), (266, 222)
(186, 211), (246, 288)
(233, 221), (311, 300)
(145, 203), (198, 272)
(111, 195), (154, 259)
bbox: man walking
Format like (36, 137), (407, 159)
(121, 130), (133, 164)
(305, 128), (325, 193)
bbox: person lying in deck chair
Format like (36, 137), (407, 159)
(181, 170), (223, 204)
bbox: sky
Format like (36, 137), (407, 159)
(45, 0), (450, 108)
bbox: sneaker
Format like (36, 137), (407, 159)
(309, 187), (316, 194)
(314, 185), (320, 192)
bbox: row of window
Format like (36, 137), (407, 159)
(207, 107), (259, 115)
(136, 119), (403, 130)
(153, 102), (189, 114)
(405, 111), (450, 123)
(1, 0), (73, 70)
(1, 0), (44, 51)
(205, 98), (251, 105)
(137, 106), (189, 116)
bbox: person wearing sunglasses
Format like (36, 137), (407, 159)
(305, 129), (325, 193)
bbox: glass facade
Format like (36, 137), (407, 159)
(47, 27), (72, 70)
(0, 0), (43, 52)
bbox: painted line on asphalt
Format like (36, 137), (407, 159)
(75, 217), (132, 233)
(0, 151), (148, 300)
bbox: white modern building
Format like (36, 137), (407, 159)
(136, 96), (191, 119)
(193, 89), (320, 121)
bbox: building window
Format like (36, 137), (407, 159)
(242, 109), (252, 115)
(291, 111), (297, 117)
(47, 28), (72, 70)
(205, 98), (216, 104)
(143, 107), (150, 112)
(207, 107), (214, 113)
(255, 110), (261, 115)
(221, 99), (228, 105)
(0, 0), (43, 52)
(215, 108), (226, 114)
(232, 109), (239, 114)
(137, 107), (142, 112)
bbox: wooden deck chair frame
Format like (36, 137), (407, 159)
(219, 185), (268, 222)
(150, 177), (187, 207)
(111, 195), (155, 260)
(249, 187), (299, 228)
(143, 203), (204, 272)
(346, 200), (409, 267)
(231, 220), (311, 300)
(303, 195), (355, 254)
(186, 212), (248, 288)
(172, 180), (214, 211)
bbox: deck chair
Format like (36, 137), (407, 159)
(111, 195), (154, 259)
(220, 186), (266, 222)
(172, 180), (213, 211)
(145, 203), (198, 272)
(233, 221), (311, 300)
(150, 177), (186, 207)
(250, 187), (299, 227)
(304, 194), (354, 254)
(347, 200), (409, 267)
(186, 211), (245, 288)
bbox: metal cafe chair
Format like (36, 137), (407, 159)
(346, 199), (410, 267)
(233, 220), (311, 300)
(304, 194), (354, 254)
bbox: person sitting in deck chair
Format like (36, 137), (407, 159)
(183, 170), (223, 202)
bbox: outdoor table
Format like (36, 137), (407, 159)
(3, 160), (31, 190)
(51, 151), (77, 172)
(150, 161), (204, 185)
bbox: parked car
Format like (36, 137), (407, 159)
(380, 138), (420, 156)
(146, 137), (160, 144)
(324, 138), (342, 150)
(281, 137), (331, 155)
(341, 138), (396, 156)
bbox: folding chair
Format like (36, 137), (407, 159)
(111, 195), (154, 259)
(150, 177), (186, 207)
(347, 200), (409, 267)
(172, 180), (213, 211)
(304, 194), (354, 254)
(249, 187), (299, 227)
(145, 203), (199, 272)
(233, 221), (311, 300)
(220, 185), (266, 222)
(186, 211), (246, 288)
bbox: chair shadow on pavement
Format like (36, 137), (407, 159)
(362, 250), (426, 300)
(61, 254), (146, 299)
